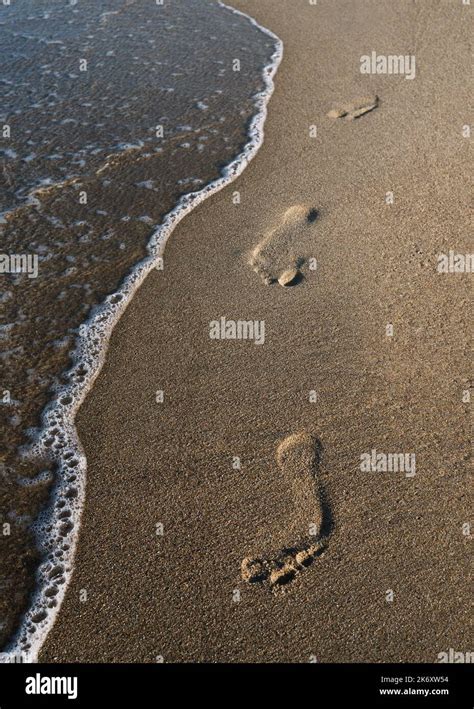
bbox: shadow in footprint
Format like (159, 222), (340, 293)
(318, 475), (334, 540)
(241, 432), (332, 592)
(282, 270), (304, 287)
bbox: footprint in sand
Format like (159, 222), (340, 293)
(248, 205), (318, 286)
(327, 94), (379, 121)
(241, 432), (328, 591)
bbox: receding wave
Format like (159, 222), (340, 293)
(0, 0), (282, 661)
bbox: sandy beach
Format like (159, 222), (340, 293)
(34, 0), (471, 663)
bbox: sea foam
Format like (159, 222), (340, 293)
(1, 2), (283, 662)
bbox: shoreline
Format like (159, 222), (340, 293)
(36, 0), (471, 663)
(2, 3), (283, 662)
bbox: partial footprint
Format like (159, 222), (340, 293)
(327, 94), (379, 121)
(241, 540), (325, 589)
(241, 432), (328, 592)
(248, 205), (318, 286)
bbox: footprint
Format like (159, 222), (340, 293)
(241, 432), (328, 591)
(241, 541), (325, 589)
(248, 205), (318, 286)
(327, 94), (379, 121)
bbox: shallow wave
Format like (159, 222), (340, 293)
(1, 2), (283, 662)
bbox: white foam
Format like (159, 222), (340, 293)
(1, 3), (283, 663)
(1, 148), (18, 159)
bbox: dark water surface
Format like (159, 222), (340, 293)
(0, 0), (276, 651)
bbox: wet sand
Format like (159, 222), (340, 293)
(41, 0), (471, 662)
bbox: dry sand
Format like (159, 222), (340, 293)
(41, 0), (471, 662)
